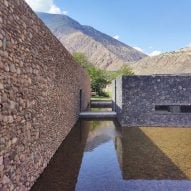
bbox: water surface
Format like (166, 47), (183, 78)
(31, 120), (191, 191)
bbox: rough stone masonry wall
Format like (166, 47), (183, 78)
(0, 0), (90, 190)
(115, 75), (191, 127)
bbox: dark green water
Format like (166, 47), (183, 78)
(31, 120), (191, 191)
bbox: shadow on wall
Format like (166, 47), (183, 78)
(115, 127), (191, 180)
(31, 121), (90, 191)
(112, 79), (123, 123)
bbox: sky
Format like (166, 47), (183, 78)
(26, 0), (191, 56)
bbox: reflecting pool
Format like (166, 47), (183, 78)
(31, 120), (191, 191)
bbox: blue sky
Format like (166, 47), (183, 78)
(26, 0), (191, 56)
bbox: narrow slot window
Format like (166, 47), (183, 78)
(155, 105), (171, 112)
(180, 106), (191, 113)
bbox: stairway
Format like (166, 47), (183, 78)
(79, 100), (116, 120)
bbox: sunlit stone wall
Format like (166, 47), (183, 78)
(114, 75), (191, 127)
(0, 0), (90, 190)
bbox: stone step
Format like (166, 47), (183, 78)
(79, 111), (116, 119)
(90, 100), (113, 108)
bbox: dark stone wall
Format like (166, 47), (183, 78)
(114, 75), (191, 127)
(0, 0), (90, 190)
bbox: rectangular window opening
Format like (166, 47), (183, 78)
(155, 105), (171, 112)
(180, 105), (191, 113)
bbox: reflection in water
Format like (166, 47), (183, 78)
(31, 120), (191, 191)
(31, 121), (90, 191)
(115, 127), (191, 180)
(85, 121), (118, 152)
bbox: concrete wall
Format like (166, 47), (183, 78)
(112, 77), (122, 120)
(0, 0), (90, 190)
(114, 75), (191, 127)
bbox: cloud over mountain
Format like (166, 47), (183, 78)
(25, 0), (67, 14)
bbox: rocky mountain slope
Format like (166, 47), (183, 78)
(131, 47), (191, 75)
(37, 12), (146, 70)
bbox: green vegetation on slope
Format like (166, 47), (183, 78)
(73, 52), (134, 96)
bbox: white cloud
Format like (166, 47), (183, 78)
(133, 46), (144, 52)
(133, 46), (161, 56)
(113, 35), (120, 40)
(25, 0), (68, 14)
(149, 50), (162, 57)
(25, 0), (50, 12)
(187, 43), (191, 47)
(63, 11), (68, 15)
(49, 4), (62, 14)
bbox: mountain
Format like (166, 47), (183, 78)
(37, 12), (146, 70)
(131, 47), (191, 75)
(85, 121), (117, 152)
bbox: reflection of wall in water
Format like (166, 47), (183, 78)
(31, 121), (90, 191)
(115, 127), (191, 180)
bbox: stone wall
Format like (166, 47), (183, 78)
(112, 77), (122, 121)
(113, 75), (191, 127)
(0, 0), (90, 190)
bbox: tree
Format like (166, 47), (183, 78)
(120, 65), (134, 76)
(73, 52), (110, 96)
(106, 65), (134, 82)
(73, 52), (134, 96)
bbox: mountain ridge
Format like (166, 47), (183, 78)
(37, 12), (147, 70)
(131, 47), (191, 75)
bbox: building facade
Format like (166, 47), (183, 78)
(113, 75), (191, 127)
